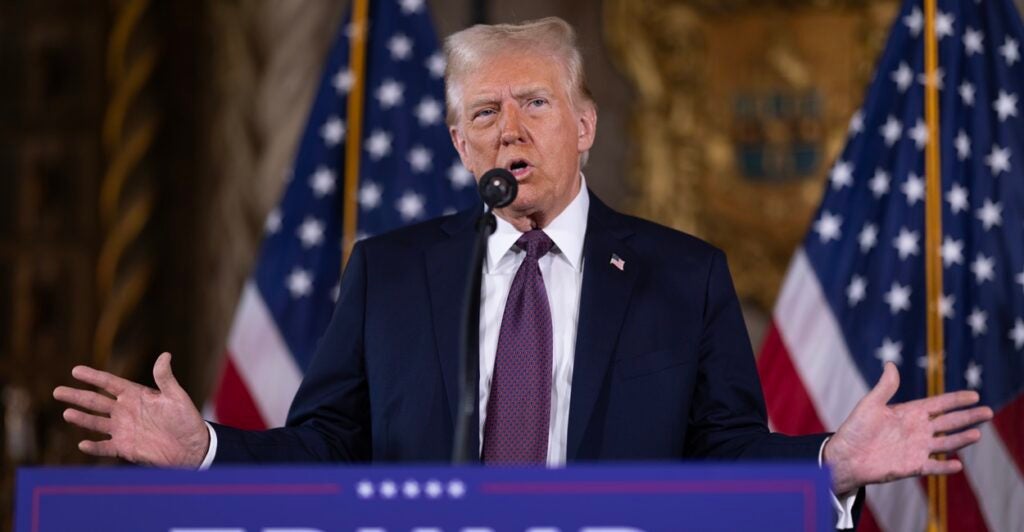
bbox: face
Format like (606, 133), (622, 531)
(449, 52), (597, 223)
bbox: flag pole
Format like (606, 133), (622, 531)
(922, 0), (947, 530)
(342, 0), (371, 268)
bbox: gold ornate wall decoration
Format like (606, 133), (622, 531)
(604, 0), (900, 310)
(94, 0), (160, 373)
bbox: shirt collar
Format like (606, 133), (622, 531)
(486, 175), (590, 273)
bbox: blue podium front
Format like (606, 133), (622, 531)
(16, 464), (833, 531)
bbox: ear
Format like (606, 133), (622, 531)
(576, 103), (597, 153)
(449, 125), (472, 173)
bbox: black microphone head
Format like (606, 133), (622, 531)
(478, 168), (518, 209)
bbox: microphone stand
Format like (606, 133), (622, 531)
(452, 204), (496, 464)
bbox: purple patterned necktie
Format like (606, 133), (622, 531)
(482, 229), (555, 464)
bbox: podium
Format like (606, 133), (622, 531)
(16, 463), (833, 531)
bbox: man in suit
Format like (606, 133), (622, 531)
(54, 17), (991, 529)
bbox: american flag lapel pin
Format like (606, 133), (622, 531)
(610, 253), (625, 271)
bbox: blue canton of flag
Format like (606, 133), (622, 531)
(211, 0), (477, 431)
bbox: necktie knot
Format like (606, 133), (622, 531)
(516, 230), (554, 261)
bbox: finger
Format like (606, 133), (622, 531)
(911, 390), (982, 415)
(868, 362), (900, 404)
(62, 408), (112, 435)
(152, 352), (185, 397)
(931, 406), (993, 433)
(921, 457), (963, 476)
(932, 429), (982, 454)
(53, 386), (115, 414)
(71, 365), (133, 396)
(78, 439), (119, 459)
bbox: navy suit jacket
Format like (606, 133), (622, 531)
(213, 192), (829, 464)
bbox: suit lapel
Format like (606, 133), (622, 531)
(567, 194), (638, 461)
(425, 206), (480, 457)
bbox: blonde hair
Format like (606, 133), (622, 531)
(442, 17), (595, 125)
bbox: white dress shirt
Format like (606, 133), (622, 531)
(478, 177), (589, 466)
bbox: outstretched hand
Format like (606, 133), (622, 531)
(53, 352), (209, 468)
(824, 362), (994, 495)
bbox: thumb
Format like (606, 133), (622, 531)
(153, 352), (185, 396)
(868, 362), (900, 404)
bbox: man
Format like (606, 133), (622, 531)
(55, 17), (991, 528)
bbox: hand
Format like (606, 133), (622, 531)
(53, 352), (209, 468)
(823, 362), (994, 495)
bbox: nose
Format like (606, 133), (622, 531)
(499, 105), (525, 146)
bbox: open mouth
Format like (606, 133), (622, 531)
(507, 159), (532, 178)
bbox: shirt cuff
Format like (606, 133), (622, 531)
(819, 437), (856, 530)
(198, 421), (218, 470)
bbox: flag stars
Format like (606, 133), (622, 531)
(971, 253), (996, 284)
(399, 0), (425, 14)
(1017, 268), (1024, 293)
(320, 116), (345, 147)
(946, 183), (969, 214)
(830, 160), (853, 189)
(968, 307), (988, 336)
(286, 268), (313, 299)
(869, 169), (890, 198)
(376, 79), (405, 109)
(859, 223), (878, 253)
(359, 181), (382, 211)
(891, 62), (914, 92)
(876, 337), (903, 365)
(985, 145), (1011, 175)
(994, 90), (1018, 122)
(813, 211), (842, 243)
(1010, 319), (1024, 350)
(893, 227), (920, 260)
(959, 81), (976, 106)
(941, 237), (964, 267)
(904, 7), (923, 37)
(426, 52), (446, 79)
(407, 145), (433, 173)
(847, 275), (867, 307)
(880, 116), (903, 146)
(939, 294), (955, 319)
(309, 166), (337, 198)
(1000, 37), (1020, 66)
(396, 190), (426, 221)
(976, 199), (1003, 230)
(908, 119), (929, 149)
(935, 11), (955, 40)
(964, 360), (983, 389)
(415, 97), (443, 126)
(332, 68), (354, 95)
(388, 33), (414, 61)
(917, 68), (944, 90)
(902, 173), (925, 206)
(954, 130), (971, 161)
(448, 161), (474, 189)
(296, 217), (325, 248)
(884, 282), (912, 314)
(365, 130), (393, 160)
(963, 27), (984, 55)
(265, 209), (282, 234)
(848, 110), (864, 135)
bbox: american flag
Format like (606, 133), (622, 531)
(208, 0), (477, 430)
(758, 0), (1024, 530)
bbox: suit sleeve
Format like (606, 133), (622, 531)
(212, 241), (372, 463)
(683, 249), (828, 461)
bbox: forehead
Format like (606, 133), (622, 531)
(457, 52), (569, 98)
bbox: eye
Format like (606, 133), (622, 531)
(473, 108), (496, 120)
(528, 98), (548, 108)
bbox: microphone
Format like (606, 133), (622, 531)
(452, 167), (517, 464)
(478, 168), (517, 209)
